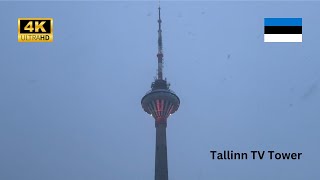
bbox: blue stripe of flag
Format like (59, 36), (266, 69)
(264, 18), (302, 26)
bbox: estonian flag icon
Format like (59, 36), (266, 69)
(264, 18), (302, 42)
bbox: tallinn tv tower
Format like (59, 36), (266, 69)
(141, 4), (180, 180)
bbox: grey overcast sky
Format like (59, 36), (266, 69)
(0, 1), (319, 180)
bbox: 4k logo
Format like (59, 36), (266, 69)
(18, 18), (53, 42)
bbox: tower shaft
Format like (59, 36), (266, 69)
(155, 121), (168, 180)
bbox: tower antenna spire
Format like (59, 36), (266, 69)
(157, 1), (164, 80)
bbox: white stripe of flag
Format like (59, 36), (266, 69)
(264, 34), (302, 43)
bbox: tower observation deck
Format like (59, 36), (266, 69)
(141, 5), (180, 180)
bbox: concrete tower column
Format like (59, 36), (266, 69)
(155, 121), (168, 180)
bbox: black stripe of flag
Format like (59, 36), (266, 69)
(264, 26), (302, 34)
